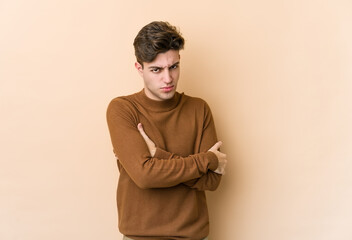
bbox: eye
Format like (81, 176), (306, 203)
(151, 68), (160, 73)
(170, 64), (179, 70)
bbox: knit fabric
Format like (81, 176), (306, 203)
(106, 89), (221, 240)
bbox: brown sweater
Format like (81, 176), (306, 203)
(106, 89), (221, 240)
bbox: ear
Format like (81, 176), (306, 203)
(135, 62), (144, 77)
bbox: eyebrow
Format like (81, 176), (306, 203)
(148, 62), (180, 69)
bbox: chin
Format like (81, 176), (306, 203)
(162, 91), (175, 100)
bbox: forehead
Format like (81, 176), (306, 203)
(146, 50), (180, 68)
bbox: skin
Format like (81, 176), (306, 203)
(135, 50), (180, 101)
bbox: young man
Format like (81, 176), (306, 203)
(106, 21), (227, 240)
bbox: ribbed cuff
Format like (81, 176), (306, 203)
(206, 151), (219, 171)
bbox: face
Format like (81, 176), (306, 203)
(135, 50), (180, 101)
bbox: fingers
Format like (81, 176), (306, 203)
(137, 123), (157, 157)
(137, 122), (144, 132)
(137, 123), (151, 141)
(214, 158), (227, 175)
(210, 141), (222, 151)
(210, 140), (227, 175)
(113, 149), (119, 160)
(214, 168), (226, 175)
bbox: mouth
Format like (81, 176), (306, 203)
(161, 86), (174, 92)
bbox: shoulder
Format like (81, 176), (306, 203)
(106, 92), (139, 117)
(178, 93), (214, 120)
(108, 91), (139, 108)
(181, 93), (211, 110)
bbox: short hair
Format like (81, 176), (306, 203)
(133, 21), (185, 65)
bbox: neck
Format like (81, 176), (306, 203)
(137, 89), (181, 112)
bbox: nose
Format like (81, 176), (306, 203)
(163, 69), (173, 84)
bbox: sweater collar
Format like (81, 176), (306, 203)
(136, 89), (181, 112)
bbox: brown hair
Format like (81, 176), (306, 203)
(133, 21), (185, 66)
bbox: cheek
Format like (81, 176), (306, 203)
(172, 70), (180, 79)
(144, 74), (159, 87)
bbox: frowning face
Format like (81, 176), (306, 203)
(135, 50), (180, 101)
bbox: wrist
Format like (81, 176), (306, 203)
(206, 151), (219, 171)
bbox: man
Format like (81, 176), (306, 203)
(106, 21), (227, 240)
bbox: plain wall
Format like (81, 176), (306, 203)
(1, 0), (352, 239)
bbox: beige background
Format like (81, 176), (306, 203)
(1, 0), (352, 239)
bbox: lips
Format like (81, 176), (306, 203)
(161, 86), (174, 92)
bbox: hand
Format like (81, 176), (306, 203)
(208, 141), (227, 175)
(113, 149), (119, 160)
(137, 123), (156, 157)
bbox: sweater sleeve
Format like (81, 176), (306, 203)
(182, 101), (222, 191)
(106, 99), (219, 189)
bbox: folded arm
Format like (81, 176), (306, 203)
(106, 100), (219, 189)
(135, 103), (227, 191)
(183, 102), (227, 191)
